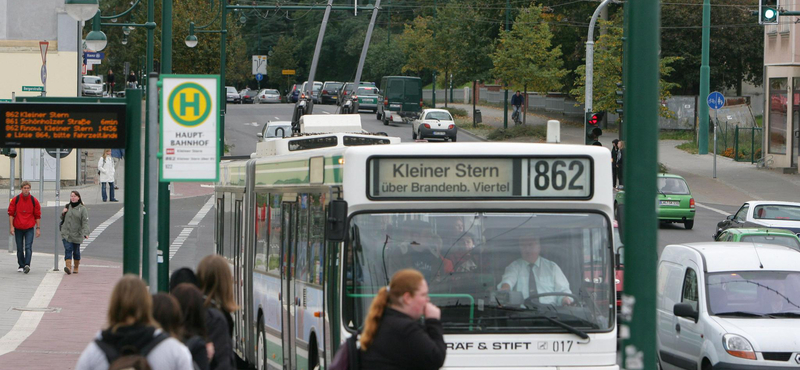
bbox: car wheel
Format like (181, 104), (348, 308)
(417, 129), (424, 140)
(684, 220), (694, 230)
(412, 129), (417, 140)
(451, 136), (457, 142)
(383, 114), (389, 126)
(377, 111), (382, 121)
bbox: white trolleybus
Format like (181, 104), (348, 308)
(215, 115), (617, 370)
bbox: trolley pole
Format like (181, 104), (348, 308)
(621, 0), (659, 368)
(158, 0), (172, 293)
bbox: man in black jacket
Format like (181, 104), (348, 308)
(510, 91), (524, 124)
(611, 139), (620, 188)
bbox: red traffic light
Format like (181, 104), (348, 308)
(588, 114), (600, 126)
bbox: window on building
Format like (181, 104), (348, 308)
(769, 78), (788, 154)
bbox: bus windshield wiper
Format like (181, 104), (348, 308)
(766, 312), (800, 318)
(714, 311), (767, 317)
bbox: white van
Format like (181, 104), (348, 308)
(657, 242), (800, 369)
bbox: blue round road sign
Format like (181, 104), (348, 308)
(256, 73), (263, 82)
(707, 91), (725, 110)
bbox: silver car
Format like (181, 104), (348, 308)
(257, 121), (293, 141)
(81, 76), (104, 97)
(412, 108), (458, 141)
(716, 201), (800, 238)
(226, 86), (241, 104)
(256, 89), (282, 104)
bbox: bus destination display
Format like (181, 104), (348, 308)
(369, 157), (592, 199)
(0, 103), (126, 148)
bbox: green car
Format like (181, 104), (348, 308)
(714, 228), (800, 250)
(614, 173), (696, 229)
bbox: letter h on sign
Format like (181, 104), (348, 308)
(181, 92), (201, 116)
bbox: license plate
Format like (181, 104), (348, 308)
(434, 131), (447, 136)
(659, 200), (680, 206)
(366, 99), (376, 103)
(333, 96), (338, 99)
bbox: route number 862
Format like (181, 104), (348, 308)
(531, 159), (587, 193)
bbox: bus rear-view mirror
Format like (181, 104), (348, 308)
(327, 199), (348, 242)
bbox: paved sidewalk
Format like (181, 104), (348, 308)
(452, 102), (800, 206)
(0, 250), (120, 369)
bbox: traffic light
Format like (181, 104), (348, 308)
(585, 112), (603, 145)
(615, 82), (624, 117)
(760, 0), (778, 25)
(1, 148), (17, 158)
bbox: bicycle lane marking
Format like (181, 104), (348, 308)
(81, 207), (125, 253)
(169, 196), (215, 260)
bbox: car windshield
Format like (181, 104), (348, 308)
(83, 76), (101, 84)
(657, 177), (690, 195)
(265, 124), (291, 138)
(707, 271), (800, 316)
(426, 112), (453, 121)
(753, 205), (800, 220)
(740, 235), (800, 250)
(326, 83), (343, 90)
(344, 212), (613, 334)
(226, 87), (237, 94)
(356, 87), (377, 95)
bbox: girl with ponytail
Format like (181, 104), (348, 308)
(359, 269), (447, 370)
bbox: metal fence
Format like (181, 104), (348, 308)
(712, 123), (762, 163)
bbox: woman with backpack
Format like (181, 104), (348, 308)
(60, 190), (89, 275)
(358, 269), (446, 370)
(172, 283), (212, 370)
(75, 275), (194, 370)
(197, 255), (237, 370)
(98, 149), (118, 202)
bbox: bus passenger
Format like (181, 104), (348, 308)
(359, 269), (446, 370)
(497, 235), (573, 306)
(446, 235), (479, 273)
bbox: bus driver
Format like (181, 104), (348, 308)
(498, 235), (574, 306)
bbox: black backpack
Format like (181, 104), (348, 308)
(94, 332), (169, 370)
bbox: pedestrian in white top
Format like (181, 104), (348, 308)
(498, 235), (573, 306)
(75, 275), (193, 370)
(98, 149), (118, 202)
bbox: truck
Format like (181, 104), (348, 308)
(376, 76), (422, 125)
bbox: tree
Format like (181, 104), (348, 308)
(396, 16), (435, 74)
(570, 18), (681, 119)
(267, 36), (300, 95)
(492, 5), (568, 93)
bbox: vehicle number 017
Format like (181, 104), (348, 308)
(552, 340), (573, 352)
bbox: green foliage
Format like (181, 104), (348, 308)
(267, 36), (300, 95)
(492, 5), (568, 93)
(660, 130), (695, 141)
(570, 18), (681, 119)
(486, 124), (547, 141)
(441, 107), (468, 118)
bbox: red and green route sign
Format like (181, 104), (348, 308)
(0, 102), (126, 148)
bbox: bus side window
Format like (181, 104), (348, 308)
(255, 193), (269, 271)
(267, 194), (282, 273)
(295, 194), (311, 283)
(308, 193), (326, 285)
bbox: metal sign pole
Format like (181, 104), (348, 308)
(7, 156), (14, 253)
(39, 149), (44, 203)
(713, 114), (717, 178)
(147, 73), (159, 294)
(53, 149), (60, 271)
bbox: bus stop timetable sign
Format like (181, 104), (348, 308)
(160, 74), (220, 182)
(0, 102), (126, 148)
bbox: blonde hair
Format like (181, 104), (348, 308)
(359, 269), (424, 351)
(107, 275), (156, 332)
(197, 255), (238, 313)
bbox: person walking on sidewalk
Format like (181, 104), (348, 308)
(106, 69), (115, 96)
(8, 181), (41, 274)
(511, 91), (524, 125)
(60, 190), (89, 275)
(197, 255), (237, 370)
(98, 149), (118, 202)
(127, 71), (138, 89)
(358, 269), (447, 370)
(611, 139), (620, 188)
(616, 140), (625, 186)
(75, 275), (193, 370)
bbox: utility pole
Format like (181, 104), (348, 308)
(621, 0), (659, 369)
(432, 0), (437, 108)
(142, 0), (155, 285)
(503, 0), (510, 129)
(585, 0), (613, 118)
(698, 0), (710, 154)
(158, 0), (172, 293)
(387, 0), (391, 44)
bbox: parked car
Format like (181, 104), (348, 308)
(338, 81), (376, 106)
(321, 81), (343, 104)
(300, 81), (323, 103)
(377, 76), (422, 125)
(240, 89), (257, 104)
(287, 84), (299, 103)
(657, 242), (800, 370)
(411, 109), (457, 141)
(226, 86), (241, 104)
(615, 173), (695, 229)
(257, 121), (292, 141)
(256, 89), (281, 104)
(81, 75), (105, 97)
(353, 86), (380, 113)
(715, 201), (800, 239)
(714, 228), (800, 250)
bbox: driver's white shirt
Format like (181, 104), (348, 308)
(497, 257), (572, 305)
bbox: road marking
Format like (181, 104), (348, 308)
(251, 121), (259, 127)
(695, 202), (729, 217)
(169, 196), (215, 260)
(274, 116), (280, 120)
(0, 270), (63, 356)
(323, 111), (330, 114)
(81, 207), (125, 253)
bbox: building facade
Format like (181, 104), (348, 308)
(764, 10), (800, 169)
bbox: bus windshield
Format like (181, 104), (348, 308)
(344, 212), (614, 334)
